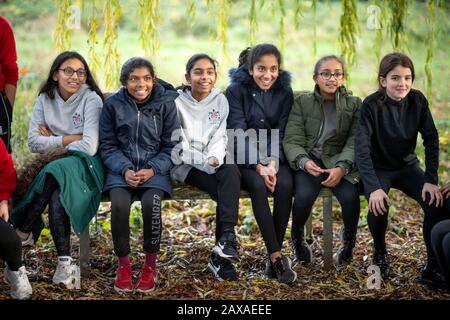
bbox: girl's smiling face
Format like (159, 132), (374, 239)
(313, 59), (344, 100)
(380, 65), (412, 101)
(185, 58), (217, 101)
(53, 58), (87, 100)
(249, 54), (279, 91)
(125, 67), (154, 102)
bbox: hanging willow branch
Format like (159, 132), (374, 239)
(339, 0), (360, 76)
(87, 0), (100, 79)
(216, 0), (231, 56)
(293, 0), (303, 31)
(372, 0), (388, 62)
(139, 0), (161, 59)
(186, 0), (196, 25)
(425, 0), (437, 107)
(388, 0), (408, 51)
(103, 0), (121, 90)
(278, 0), (286, 53)
(54, 0), (72, 52)
(248, 0), (258, 46)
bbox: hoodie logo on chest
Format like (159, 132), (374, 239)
(208, 109), (221, 125)
(73, 112), (83, 128)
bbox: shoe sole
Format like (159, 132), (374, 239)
(136, 276), (158, 294)
(114, 285), (133, 293)
(212, 246), (240, 262)
(207, 261), (225, 282)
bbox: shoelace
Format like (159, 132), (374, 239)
(273, 257), (286, 274)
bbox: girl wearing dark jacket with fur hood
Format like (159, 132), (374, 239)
(226, 44), (295, 284)
(99, 57), (180, 294)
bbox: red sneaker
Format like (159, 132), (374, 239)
(136, 266), (157, 293)
(114, 265), (132, 293)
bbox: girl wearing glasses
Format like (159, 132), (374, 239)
(11, 51), (104, 290)
(99, 57), (180, 294)
(284, 55), (362, 267)
(226, 43), (296, 284)
(355, 52), (448, 281)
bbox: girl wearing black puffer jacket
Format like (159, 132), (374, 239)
(99, 57), (180, 294)
(226, 44), (295, 285)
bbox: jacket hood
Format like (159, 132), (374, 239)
(116, 78), (179, 108)
(228, 65), (292, 91)
(176, 87), (222, 106)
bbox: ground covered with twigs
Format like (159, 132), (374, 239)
(1, 191), (449, 300)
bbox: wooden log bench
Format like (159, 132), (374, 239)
(78, 184), (335, 277)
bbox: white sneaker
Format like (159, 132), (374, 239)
(52, 258), (81, 290)
(4, 265), (33, 300)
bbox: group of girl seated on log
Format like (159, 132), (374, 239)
(0, 45), (448, 300)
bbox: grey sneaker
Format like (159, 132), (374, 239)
(4, 265), (33, 300)
(17, 230), (34, 247)
(52, 257), (80, 289)
(272, 255), (297, 285)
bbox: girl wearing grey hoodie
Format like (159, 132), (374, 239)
(13, 51), (103, 290)
(172, 54), (241, 282)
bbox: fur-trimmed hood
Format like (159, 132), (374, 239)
(228, 65), (292, 91)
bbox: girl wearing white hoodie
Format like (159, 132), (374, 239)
(172, 54), (241, 281)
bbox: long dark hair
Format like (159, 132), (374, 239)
(238, 43), (283, 71)
(377, 52), (415, 94)
(39, 51), (104, 101)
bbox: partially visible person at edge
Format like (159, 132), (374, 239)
(355, 52), (449, 286)
(283, 55), (362, 267)
(10, 51), (104, 291)
(0, 139), (33, 300)
(226, 43), (296, 284)
(171, 53), (242, 281)
(0, 16), (18, 153)
(99, 57), (180, 294)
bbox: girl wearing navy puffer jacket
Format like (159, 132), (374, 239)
(99, 57), (180, 294)
(226, 44), (295, 285)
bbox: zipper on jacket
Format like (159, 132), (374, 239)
(153, 115), (158, 136)
(132, 100), (141, 171)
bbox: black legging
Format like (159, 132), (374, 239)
(110, 187), (164, 257)
(18, 174), (71, 256)
(431, 219), (450, 288)
(185, 164), (241, 242)
(239, 164), (293, 254)
(292, 163), (360, 243)
(0, 218), (22, 270)
(364, 164), (449, 266)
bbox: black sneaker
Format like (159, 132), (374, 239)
(271, 255), (297, 285)
(264, 257), (276, 279)
(208, 252), (238, 281)
(372, 250), (390, 278)
(333, 226), (356, 265)
(212, 232), (239, 262)
(292, 238), (312, 264)
(420, 266), (447, 290)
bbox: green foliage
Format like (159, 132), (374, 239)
(339, 0), (360, 80)
(103, 0), (121, 90)
(87, 0), (101, 79)
(425, 0), (437, 107)
(388, 0), (409, 51)
(138, 0), (161, 59)
(53, 0), (72, 52)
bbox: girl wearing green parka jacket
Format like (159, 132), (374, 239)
(283, 55), (361, 266)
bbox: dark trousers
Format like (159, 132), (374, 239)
(431, 219), (450, 288)
(110, 187), (164, 257)
(0, 218), (22, 270)
(19, 174), (71, 256)
(292, 162), (360, 243)
(185, 164), (241, 242)
(364, 164), (449, 266)
(239, 164), (293, 254)
(0, 92), (12, 153)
